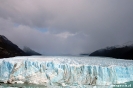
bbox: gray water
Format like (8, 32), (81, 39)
(0, 81), (133, 88)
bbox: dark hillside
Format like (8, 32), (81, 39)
(0, 35), (28, 58)
(90, 45), (133, 60)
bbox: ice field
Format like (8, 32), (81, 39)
(0, 56), (133, 88)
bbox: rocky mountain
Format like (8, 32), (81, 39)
(89, 45), (133, 60)
(0, 35), (42, 58)
(0, 35), (28, 58)
(23, 46), (41, 55)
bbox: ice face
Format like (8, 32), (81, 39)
(0, 56), (133, 87)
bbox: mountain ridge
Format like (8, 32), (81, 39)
(23, 46), (41, 55)
(89, 44), (133, 60)
(0, 35), (41, 58)
(0, 35), (28, 58)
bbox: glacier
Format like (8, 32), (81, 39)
(0, 56), (133, 88)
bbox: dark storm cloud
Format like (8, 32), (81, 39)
(0, 0), (133, 55)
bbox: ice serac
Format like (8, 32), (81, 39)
(0, 56), (133, 87)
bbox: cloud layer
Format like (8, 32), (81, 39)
(0, 0), (133, 55)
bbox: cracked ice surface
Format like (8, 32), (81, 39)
(0, 56), (133, 87)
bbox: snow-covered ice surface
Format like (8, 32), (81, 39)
(0, 56), (133, 88)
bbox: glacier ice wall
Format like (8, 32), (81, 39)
(0, 56), (133, 86)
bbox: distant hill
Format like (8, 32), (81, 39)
(0, 35), (28, 58)
(23, 46), (41, 55)
(89, 44), (133, 60)
(80, 54), (89, 56)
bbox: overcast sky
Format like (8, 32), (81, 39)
(0, 0), (133, 55)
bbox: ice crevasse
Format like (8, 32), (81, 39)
(0, 56), (133, 86)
